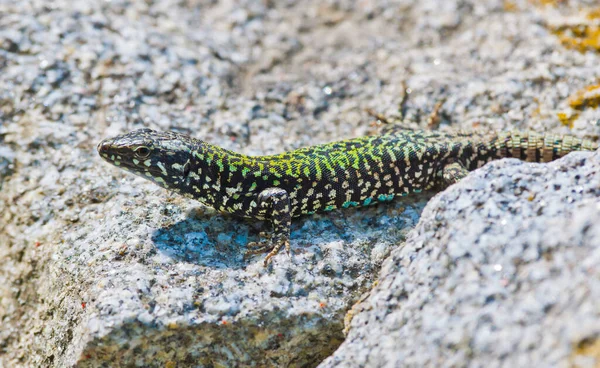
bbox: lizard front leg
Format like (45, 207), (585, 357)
(245, 187), (292, 267)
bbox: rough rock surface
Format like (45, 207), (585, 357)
(1, 0), (599, 367)
(320, 151), (600, 368)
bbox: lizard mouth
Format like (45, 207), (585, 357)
(96, 137), (140, 172)
(97, 138), (114, 157)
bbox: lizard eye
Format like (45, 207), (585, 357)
(134, 146), (151, 158)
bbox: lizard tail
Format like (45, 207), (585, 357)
(492, 131), (598, 163)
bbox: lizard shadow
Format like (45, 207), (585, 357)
(151, 209), (254, 270)
(151, 193), (433, 270)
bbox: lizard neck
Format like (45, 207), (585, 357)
(178, 141), (276, 212)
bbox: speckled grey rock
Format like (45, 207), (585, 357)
(0, 1), (426, 366)
(320, 151), (600, 368)
(1, 0), (600, 367)
(0, 146), (15, 186)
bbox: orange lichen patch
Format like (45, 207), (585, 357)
(530, 0), (568, 6)
(556, 85), (600, 128)
(570, 337), (600, 366)
(568, 85), (600, 110)
(541, 6), (600, 53)
(167, 321), (179, 329)
(552, 23), (600, 53)
(557, 111), (579, 128)
(586, 8), (600, 20)
(503, 0), (518, 12)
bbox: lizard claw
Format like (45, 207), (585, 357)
(258, 231), (271, 239)
(262, 238), (290, 267)
(244, 235), (290, 267)
(244, 231), (274, 260)
(246, 240), (272, 250)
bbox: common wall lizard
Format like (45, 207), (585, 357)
(98, 125), (598, 265)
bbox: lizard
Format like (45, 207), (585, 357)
(97, 123), (598, 266)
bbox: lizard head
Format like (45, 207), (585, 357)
(97, 128), (195, 191)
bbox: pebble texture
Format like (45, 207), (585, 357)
(320, 151), (600, 368)
(0, 0), (599, 367)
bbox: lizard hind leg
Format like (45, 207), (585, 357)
(365, 81), (413, 133)
(244, 187), (292, 267)
(380, 96), (447, 134)
(367, 83), (447, 135)
(442, 162), (470, 186)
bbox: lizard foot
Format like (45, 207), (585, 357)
(263, 238), (290, 267)
(246, 232), (272, 249)
(244, 235), (290, 267)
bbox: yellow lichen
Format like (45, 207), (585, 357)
(252, 329), (271, 345)
(530, 99), (542, 118)
(552, 24), (600, 53)
(568, 84), (600, 110)
(167, 321), (179, 330)
(545, 6), (600, 53)
(530, 0), (567, 6)
(570, 337), (600, 367)
(556, 112), (579, 128)
(586, 8), (600, 20)
(556, 84), (600, 128)
(503, 0), (518, 12)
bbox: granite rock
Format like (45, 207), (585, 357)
(321, 151), (600, 368)
(1, 0), (600, 367)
